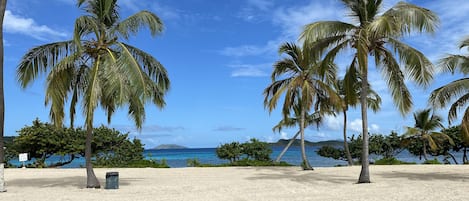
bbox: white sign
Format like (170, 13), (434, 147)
(19, 153), (28, 162)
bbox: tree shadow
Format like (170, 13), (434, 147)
(376, 171), (469, 182)
(245, 167), (357, 184)
(7, 176), (139, 189)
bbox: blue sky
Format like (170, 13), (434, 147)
(3, 0), (469, 148)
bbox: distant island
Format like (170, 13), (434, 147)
(269, 139), (342, 147)
(153, 144), (188, 150)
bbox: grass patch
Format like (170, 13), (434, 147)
(187, 158), (292, 167)
(374, 157), (416, 165)
(94, 159), (170, 168)
(423, 159), (442, 164)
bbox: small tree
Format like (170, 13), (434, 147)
(216, 142), (243, 163)
(242, 138), (272, 162)
(14, 119), (82, 167)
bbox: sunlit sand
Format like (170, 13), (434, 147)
(1, 165), (468, 201)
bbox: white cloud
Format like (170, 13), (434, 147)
(229, 63), (271, 77)
(4, 10), (67, 41)
(280, 131), (288, 139)
(348, 119), (381, 134)
(223, 1), (344, 76)
(370, 124), (380, 133)
(324, 115), (342, 131)
(349, 119), (363, 133)
(272, 1), (343, 39)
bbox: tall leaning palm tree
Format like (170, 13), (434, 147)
(264, 42), (339, 170)
(301, 0), (438, 183)
(0, 0), (6, 193)
(430, 36), (469, 147)
(335, 71), (381, 166)
(404, 109), (453, 161)
(17, 0), (169, 188)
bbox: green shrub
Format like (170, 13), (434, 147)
(423, 159), (442, 164)
(374, 157), (416, 165)
(187, 158), (202, 167)
(94, 159), (169, 168)
(231, 159), (292, 167)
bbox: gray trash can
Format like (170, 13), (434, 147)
(105, 172), (119, 189)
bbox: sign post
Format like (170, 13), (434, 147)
(19, 153), (28, 168)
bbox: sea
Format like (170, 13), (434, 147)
(8, 146), (466, 168)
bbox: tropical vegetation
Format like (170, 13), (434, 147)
(300, 0), (439, 183)
(403, 109), (454, 161)
(216, 138), (273, 163)
(16, 0), (169, 188)
(430, 35), (469, 156)
(6, 119), (166, 168)
(334, 77), (381, 166)
(264, 42), (339, 170)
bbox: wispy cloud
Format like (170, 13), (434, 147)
(229, 63), (271, 77)
(247, 0), (274, 11)
(223, 1), (344, 77)
(213, 126), (246, 132)
(4, 10), (67, 41)
(272, 1), (343, 39)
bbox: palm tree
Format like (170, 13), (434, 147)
(0, 0), (6, 193)
(335, 73), (381, 166)
(429, 36), (469, 148)
(300, 0), (438, 183)
(264, 42), (339, 170)
(404, 109), (453, 161)
(17, 0), (169, 188)
(272, 103), (330, 163)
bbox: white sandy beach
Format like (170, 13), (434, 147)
(0, 165), (468, 201)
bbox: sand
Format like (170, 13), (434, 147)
(0, 165), (468, 201)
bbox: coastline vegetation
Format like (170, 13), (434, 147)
(5, 119), (166, 168)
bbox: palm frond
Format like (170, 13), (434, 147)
(74, 16), (99, 45)
(17, 41), (75, 88)
(461, 108), (469, 145)
(388, 38), (433, 87)
(386, 1), (439, 35)
(121, 43), (170, 93)
(447, 93), (469, 124)
(301, 21), (355, 45)
(438, 54), (469, 74)
(429, 78), (469, 108)
(377, 48), (412, 114)
(115, 11), (163, 39)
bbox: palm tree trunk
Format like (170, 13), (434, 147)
(300, 108), (313, 170)
(343, 109), (353, 166)
(275, 131), (300, 162)
(0, 0), (7, 193)
(463, 147), (467, 164)
(447, 153), (458, 164)
(358, 61), (370, 183)
(86, 124), (100, 188)
(422, 141), (429, 161)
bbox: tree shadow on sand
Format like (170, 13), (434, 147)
(376, 171), (469, 182)
(6, 176), (141, 188)
(244, 167), (357, 184)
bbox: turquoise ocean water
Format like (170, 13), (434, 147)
(9, 146), (466, 168)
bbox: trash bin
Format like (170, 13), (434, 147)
(105, 172), (119, 189)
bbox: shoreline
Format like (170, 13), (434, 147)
(2, 165), (469, 201)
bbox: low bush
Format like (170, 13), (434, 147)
(374, 157), (416, 165)
(423, 159), (442, 164)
